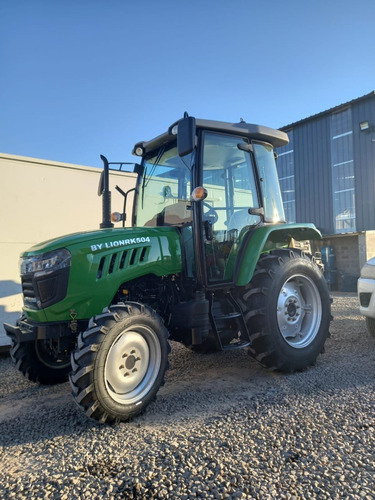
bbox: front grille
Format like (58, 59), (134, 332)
(21, 268), (70, 309)
(22, 276), (36, 300)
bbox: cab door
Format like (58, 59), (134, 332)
(200, 132), (261, 284)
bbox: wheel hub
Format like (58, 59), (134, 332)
(125, 353), (137, 371)
(285, 296), (300, 322)
(277, 275), (322, 348)
(104, 325), (162, 405)
(278, 284), (304, 337)
(105, 331), (149, 395)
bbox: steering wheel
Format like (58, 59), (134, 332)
(203, 202), (219, 224)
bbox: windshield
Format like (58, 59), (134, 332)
(135, 143), (193, 227)
(253, 142), (286, 223)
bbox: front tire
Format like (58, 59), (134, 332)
(237, 249), (331, 372)
(69, 302), (170, 423)
(8, 336), (73, 385)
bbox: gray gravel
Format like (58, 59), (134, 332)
(0, 293), (374, 499)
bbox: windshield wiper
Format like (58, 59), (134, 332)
(144, 145), (166, 188)
(141, 145), (166, 208)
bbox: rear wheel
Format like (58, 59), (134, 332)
(237, 249), (331, 372)
(69, 302), (170, 423)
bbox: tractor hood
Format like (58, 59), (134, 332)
(21, 227), (181, 257)
(21, 227), (161, 256)
(20, 226), (183, 323)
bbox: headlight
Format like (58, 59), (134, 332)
(20, 249), (71, 277)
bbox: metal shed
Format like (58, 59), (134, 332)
(277, 91), (375, 290)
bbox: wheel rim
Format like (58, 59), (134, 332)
(277, 274), (322, 348)
(35, 339), (72, 369)
(104, 325), (161, 405)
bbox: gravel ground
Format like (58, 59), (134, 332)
(0, 293), (374, 499)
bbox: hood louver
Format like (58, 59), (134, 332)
(97, 246), (149, 280)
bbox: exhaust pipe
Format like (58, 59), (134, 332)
(99, 155), (114, 229)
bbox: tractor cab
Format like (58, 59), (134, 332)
(130, 115), (288, 287)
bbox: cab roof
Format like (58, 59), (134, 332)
(133, 117), (289, 157)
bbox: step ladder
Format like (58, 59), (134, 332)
(209, 291), (252, 351)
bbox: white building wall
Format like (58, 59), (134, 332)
(0, 153), (136, 347)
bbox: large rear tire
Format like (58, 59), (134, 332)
(69, 302), (170, 423)
(236, 249), (331, 372)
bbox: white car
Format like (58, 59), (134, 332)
(358, 256), (375, 337)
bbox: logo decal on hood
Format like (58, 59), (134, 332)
(91, 237), (151, 252)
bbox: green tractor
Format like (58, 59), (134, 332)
(4, 115), (331, 423)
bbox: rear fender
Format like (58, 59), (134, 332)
(235, 223), (322, 286)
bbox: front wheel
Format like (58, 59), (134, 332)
(69, 302), (170, 423)
(237, 249), (331, 372)
(8, 336), (73, 385)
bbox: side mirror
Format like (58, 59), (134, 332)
(249, 207), (265, 217)
(237, 143), (253, 153)
(178, 116), (196, 157)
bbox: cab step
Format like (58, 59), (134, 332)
(209, 291), (251, 350)
(222, 341), (251, 351)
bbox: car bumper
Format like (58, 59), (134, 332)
(358, 277), (375, 318)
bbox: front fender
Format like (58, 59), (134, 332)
(235, 223), (322, 286)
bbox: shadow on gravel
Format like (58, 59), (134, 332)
(0, 381), (99, 447)
(0, 293), (373, 448)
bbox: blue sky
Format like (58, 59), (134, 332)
(1, 0), (374, 167)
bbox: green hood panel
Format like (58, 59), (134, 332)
(22, 228), (157, 255)
(23, 227), (182, 322)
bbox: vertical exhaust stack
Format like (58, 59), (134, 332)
(99, 155), (114, 229)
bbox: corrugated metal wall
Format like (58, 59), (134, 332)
(279, 92), (375, 236)
(352, 96), (375, 232)
(293, 116), (332, 234)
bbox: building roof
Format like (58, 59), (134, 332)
(281, 90), (375, 131)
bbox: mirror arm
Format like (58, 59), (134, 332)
(115, 186), (136, 227)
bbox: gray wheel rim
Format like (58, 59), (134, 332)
(104, 325), (161, 405)
(277, 274), (322, 348)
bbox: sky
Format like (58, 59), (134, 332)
(1, 0), (375, 168)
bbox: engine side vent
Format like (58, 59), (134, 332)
(119, 250), (128, 269)
(129, 248), (137, 266)
(97, 257), (105, 279)
(97, 245), (151, 279)
(140, 247), (147, 262)
(108, 254), (117, 274)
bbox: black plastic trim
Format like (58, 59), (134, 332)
(22, 267), (70, 309)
